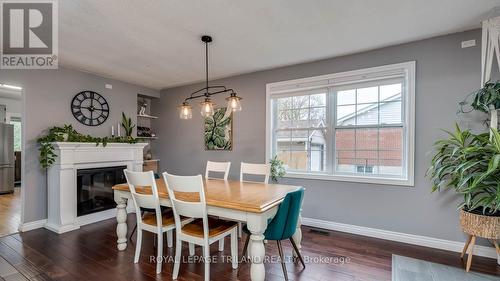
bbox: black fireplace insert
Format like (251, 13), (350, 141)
(77, 166), (127, 217)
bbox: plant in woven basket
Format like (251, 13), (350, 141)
(426, 124), (500, 216)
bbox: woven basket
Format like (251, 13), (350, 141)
(460, 209), (500, 239)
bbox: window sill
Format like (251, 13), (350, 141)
(284, 172), (414, 187)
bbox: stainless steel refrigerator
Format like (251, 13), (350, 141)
(0, 123), (14, 194)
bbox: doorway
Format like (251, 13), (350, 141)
(0, 83), (23, 237)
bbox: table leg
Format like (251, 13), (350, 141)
(115, 196), (128, 251)
(292, 209), (303, 258)
(247, 214), (267, 281)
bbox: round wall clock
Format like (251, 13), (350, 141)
(71, 90), (109, 126)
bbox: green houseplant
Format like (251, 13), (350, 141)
(427, 124), (500, 269)
(469, 81), (500, 113)
(270, 155), (286, 182)
(121, 112), (135, 137)
(427, 124), (500, 215)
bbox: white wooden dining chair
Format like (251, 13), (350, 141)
(240, 162), (270, 183)
(205, 161), (231, 180)
(162, 172), (238, 281)
(124, 170), (185, 274)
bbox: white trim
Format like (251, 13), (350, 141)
(18, 87), (26, 235)
(76, 208), (125, 227)
(267, 61), (414, 94)
(285, 172), (413, 186)
(265, 61), (416, 186)
(18, 219), (47, 232)
(302, 217), (498, 259)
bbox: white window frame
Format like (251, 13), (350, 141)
(266, 61), (415, 186)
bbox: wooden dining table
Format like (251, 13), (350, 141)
(112, 178), (303, 281)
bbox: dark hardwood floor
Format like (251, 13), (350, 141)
(0, 214), (498, 281)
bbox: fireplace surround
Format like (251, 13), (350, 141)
(46, 142), (147, 234)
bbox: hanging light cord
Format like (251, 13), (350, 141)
(183, 35), (236, 103)
(205, 39), (209, 95)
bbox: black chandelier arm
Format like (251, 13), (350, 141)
(187, 85), (229, 99)
(184, 88), (235, 102)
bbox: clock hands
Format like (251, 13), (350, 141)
(78, 106), (109, 112)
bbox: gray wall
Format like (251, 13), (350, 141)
(157, 29), (489, 244)
(0, 67), (159, 223)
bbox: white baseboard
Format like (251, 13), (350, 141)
(302, 217), (498, 259)
(44, 222), (80, 234)
(18, 219), (47, 232)
(76, 208), (118, 227)
(20, 206), (132, 234)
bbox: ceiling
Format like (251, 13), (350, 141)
(60, 0), (500, 90)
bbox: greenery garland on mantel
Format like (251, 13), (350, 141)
(37, 124), (138, 168)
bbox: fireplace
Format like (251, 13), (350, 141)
(46, 142), (146, 234)
(77, 166), (127, 216)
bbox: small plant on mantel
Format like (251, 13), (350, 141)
(37, 124), (137, 169)
(270, 155), (286, 182)
(121, 112), (135, 137)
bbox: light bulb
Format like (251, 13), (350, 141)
(178, 102), (192, 119)
(200, 98), (215, 117)
(226, 93), (242, 112)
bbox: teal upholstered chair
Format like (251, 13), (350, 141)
(241, 188), (305, 281)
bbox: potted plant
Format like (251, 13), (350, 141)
(270, 155), (286, 182)
(468, 81), (500, 113)
(459, 81), (500, 129)
(427, 124), (500, 268)
(121, 112), (136, 137)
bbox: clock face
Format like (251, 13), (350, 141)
(71, 91), (109, 126)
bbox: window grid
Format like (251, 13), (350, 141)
(273, 93), (328, 173)
(333, 81), (404, 177)
(268, 62), (414, 185)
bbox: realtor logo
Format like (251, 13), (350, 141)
(0, 0), (58, 69)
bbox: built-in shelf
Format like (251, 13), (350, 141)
(137, 114), (158, 119)
(143, 159), (160, 163)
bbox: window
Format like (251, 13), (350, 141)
(9, 117), (21, 151)
(266, 62), (415, 186)
(274, 91), (327, 173)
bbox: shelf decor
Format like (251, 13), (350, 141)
(178, 35), (242, 119)
(204, 107), (232, 150)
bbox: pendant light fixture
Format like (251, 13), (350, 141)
(178, 35), (242, 119)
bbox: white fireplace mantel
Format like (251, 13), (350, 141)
(45, 142), (147, 234)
